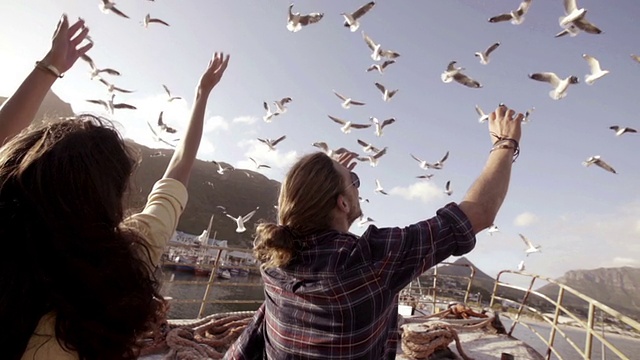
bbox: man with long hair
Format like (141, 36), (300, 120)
(227, 105), (522, 359)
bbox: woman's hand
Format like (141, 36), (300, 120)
(41, 14), (93, 74)
(197, 52), (230, 94)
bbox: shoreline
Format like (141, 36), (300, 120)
(509, 314), (640, 341)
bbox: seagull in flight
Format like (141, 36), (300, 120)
(99, 78), (134, 94)
(157, 111), (177, 134)
(474, 42), (501, 65)
(609, 126), (637, 136)
(444, 181), (453, 196)
(582, 156), (616, 174)
(357, 216), (376, 227)
(79, 54), (120, 80)
(362, 32), (400, 61)
(287, 3), (323, 32)
(86, 94), (136, 114)
(225, 207), (259, 233)
(249, 157), (271, 170)
(211, 161), (234, 175)
(142, 13), (170, 28)
(528, 72), (579, 100)
(341, 1), (375, 32)
(262, 102), (280, 123)
(519, 234), (541, 256)
(274, 97), (293, 114)
(366, 60), (395, 74)
(517, 260), (525, 272)
(328, 115), (371, 134)
(416, 174), (434, 180)
(488, 224), (500, 235)
(311, 142), (353, 159)
(374, 82), (398, 102)
(557, 0), (602, 36)
(488, 0), (532, 25)
(370, 117), (396, 137)
(146, 121), (179, 148)
(411, 151), (449, 170)
(475, 105), (490, 123)
(99, 0), (129, 18)
(357, 139), (381, 154)
(162, 85), (182, 102)
(357, 147), (387, 167)
(441, 61), (482, 88)
(582, 54), (610, 85)
(258, 135), (287, 151)
(374, 179), (388, 195)
(333, 90), (366, 109)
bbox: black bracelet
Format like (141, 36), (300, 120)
(489, 136), (520, 163)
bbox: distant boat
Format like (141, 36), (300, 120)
(217, 269), (231, 280)
(194, 267), (211, 277)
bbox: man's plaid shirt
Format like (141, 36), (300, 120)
(225, 202), (476, 359)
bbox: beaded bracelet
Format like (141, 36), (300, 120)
(35, 61), (64, 78)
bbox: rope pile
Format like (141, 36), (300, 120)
(139, 311), (255, 359)
(400, 322), (473, 360)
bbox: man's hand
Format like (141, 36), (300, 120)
(488, 104), (523, 144)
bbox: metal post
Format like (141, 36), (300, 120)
(197, 247), (224, 318)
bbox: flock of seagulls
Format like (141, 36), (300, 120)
(73, 1), (638, 269)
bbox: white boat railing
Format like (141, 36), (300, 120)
(490, 270), (640, 360)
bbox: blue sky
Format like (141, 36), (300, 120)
(1, 0), (639, 282)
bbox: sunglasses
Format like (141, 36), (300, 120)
(349, 171), (360, 189)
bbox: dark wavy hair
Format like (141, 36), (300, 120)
(0, 115), (165, 359)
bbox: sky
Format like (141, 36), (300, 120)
(1, 0), (639, 283)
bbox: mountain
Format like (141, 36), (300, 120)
(1, 90), (281, 247)
(0, 90), (75, 124)
(537, 267), (640, 320)
(127, 144), (281, 247)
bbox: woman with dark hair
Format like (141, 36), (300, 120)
(0, 14), (231, 360)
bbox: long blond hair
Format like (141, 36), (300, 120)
(253, 152), (345, 268)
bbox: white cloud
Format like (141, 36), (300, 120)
(235, 139), (298, 171)
(232, 115), (258, 125)
(204, 115), (229, 132)
(389, 181), (443, 204)
(609, 257), (640, 267)
(514, 212), (539, 227)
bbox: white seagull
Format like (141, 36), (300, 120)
(79, 54), (121, 80)
(474, 42), (501, 65)
(311, 142), (351, 158)
(357, 147), (387, 167)
(211, 161), (234, 175)
(519, 234), (541, 256)
(374, 82), (398, 102)
(488, 224), (500, 235)
(157, 111), (177, 134)
(249, 157), (271, 170)
(374, 179), (388, 195)
(99, 78), (134, 94)
(517, 260), (526, 272)
(416, 174), (434, 180)
(357, 139), (380, 154)
(145, 121), (178, 148)
(528, 72), (579, 100)
(444, 181), (453, 196)
(287, 4), (323, 32)
(582, 156), (616, 174)
(523, 107), (535, 124)
(86, 94), (136, 115)
(475, 105), (489, 123)
(328, 115), (371, 134)
(488, 0), (532, 25)
(366, 60), (396, 74)
(358, 216), (376, 227)
(609, 126), (637, 136)
(162, 85), (183, 102)
(333, 90), (366, 109)
(274, 97), (293, 114)
(225, 208), (259, 233)
(582, 54), (609, 85)
(262, 102), (280, 123)
(142, 13), (170, 28)
(99, 0), (129, 18)
(258, 135), (287, 151)
(370, 117), (396, 137)
(362, 32), (400, 61)
(411, 151), (449, 170)
(341, 1), (375, 32)
(441, 61), (482, 88)
(557, 0), (602, 36)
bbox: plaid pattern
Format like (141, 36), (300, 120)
(225, 202), (475, 359)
